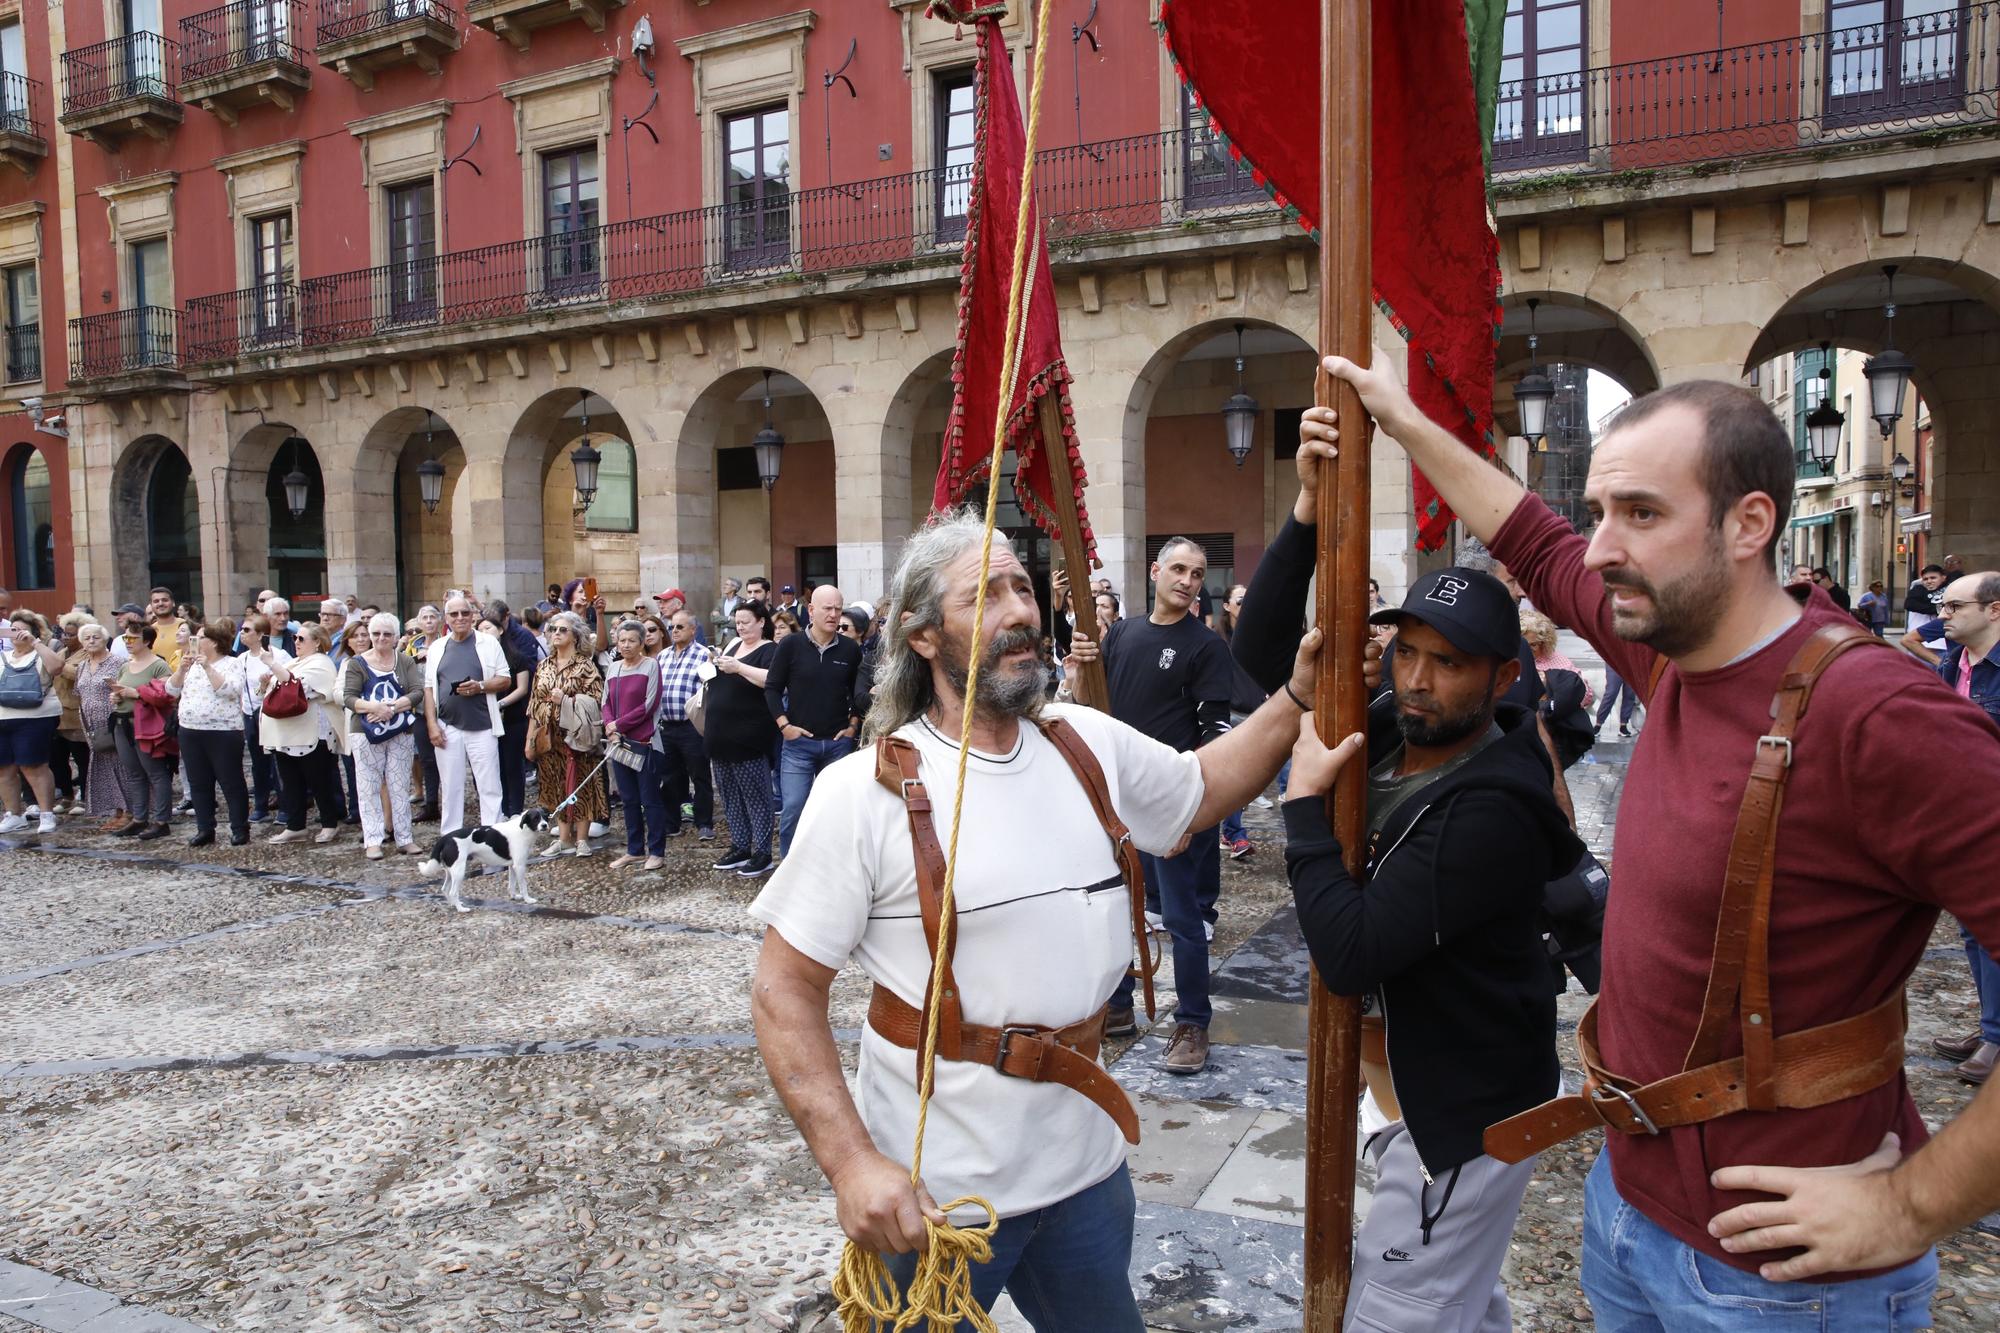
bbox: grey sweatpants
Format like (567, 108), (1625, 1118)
(1347, 1120), (1537, 1333)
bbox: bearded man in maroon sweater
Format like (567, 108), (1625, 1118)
(1304, 362), (2000, 1330)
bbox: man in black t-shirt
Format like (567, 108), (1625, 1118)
(1069, 537), (1233, 1075)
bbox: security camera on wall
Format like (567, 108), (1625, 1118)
(21, 397), (65, 438)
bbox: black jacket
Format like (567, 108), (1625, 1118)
(1283, 703), (1583, 1175)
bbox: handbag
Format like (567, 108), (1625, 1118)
(358, 665), (414, 744)
(606, 737), (648, 771)
(263, 676), (308, 719)
(687, 680), (709, 737)
(88, 717), (117, 754)
(0, 656), (45, 709)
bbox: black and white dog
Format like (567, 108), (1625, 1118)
(418, 809), (552, 913)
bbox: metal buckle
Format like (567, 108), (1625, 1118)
(1588, 1081), (1661, 1136)
(993, 1026), (1042, 1074)
(901, 777), (926, 800)
(1756, 735), (1793, 768)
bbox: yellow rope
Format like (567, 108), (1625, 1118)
(833, 2), (1057, 1328)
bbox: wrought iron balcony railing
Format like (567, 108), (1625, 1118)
(4, 323), (40, 384)
(70, 307), (179, 380)
(1495, 2), (1999, 171)
(180, 127), (1280, 364)
(315, 0), (457, 46)
(60, 32), (179, 118)
(0, 71), (43, 141)
(181, 0), (309, 81)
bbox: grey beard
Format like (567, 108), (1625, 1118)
(941, 627), (1049, 719)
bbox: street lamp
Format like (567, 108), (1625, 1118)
(1514, 298), (1554, 448)
(1863, 264), (1915, 439)
(1220, 322), (1258, 467)
(416, 413), (445, 516)
(753, 370), (785, 490)
(1892, 451), (1911, 485)
(278, 434), (311, 520)
(1804, 340), (1844, 473)
(570, 389), (601, 514)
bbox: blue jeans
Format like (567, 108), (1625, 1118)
(881, 1164), (1144, 1333)
(1113, 827), (1218, 1027)
(1220, 809), (1246, 844)
(1581, 1152), (1937, 1331)
(611, 747), (669, 858)
(1961, 922), (2000, 1044)
(777, 735), (853, 855)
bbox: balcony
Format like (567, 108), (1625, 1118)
(183, 282), (300, 362)
(4, 324), (41, 385)
(466, 0), (624, 52)
(315, 0), (460, 92)
(70, 307), (181, 387)
(179, 0), (311, 126)
(0, 73), (46, 175)
(1493, 2), (2000, 175)
(58, 33), (183, 147)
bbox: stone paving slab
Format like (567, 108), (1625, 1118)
(0, 897), (869, 1064)
(0, 865), (349, 979)
(1131, 1201), (1305, 1330)
(0, 1260), (209, 1332)
(1191, 1110), (1306, 1227)
(1126, 1096), (1264, 1209)
(1206, 995), (1308, 1052)
(1205, 905), (1312, 1006)
(1113, 1037), (1307, 1115)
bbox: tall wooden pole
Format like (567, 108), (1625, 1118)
(1038, 395), (1109, 711)
(1306, 0), (1371, 1327)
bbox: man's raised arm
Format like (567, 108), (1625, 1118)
(1320, 353), (1526, 545)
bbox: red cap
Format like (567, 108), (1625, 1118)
(652, 588), (687, 604)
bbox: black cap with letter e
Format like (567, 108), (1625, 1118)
(1368, 567), (1520, 659)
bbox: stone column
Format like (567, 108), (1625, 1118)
(816, 359), (908, 609)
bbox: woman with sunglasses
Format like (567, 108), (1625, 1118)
(342, 613), (425, 859)
(526, 611), (604, 857)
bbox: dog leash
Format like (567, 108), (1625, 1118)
(549, 748), (618, 817)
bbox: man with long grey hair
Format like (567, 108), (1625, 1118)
(750, 511), (1340, 1324)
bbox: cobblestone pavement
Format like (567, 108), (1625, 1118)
(4, 668), (1997, 1331)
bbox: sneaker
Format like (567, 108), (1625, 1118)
(681, 802), (695, 822)
(571, 839), (593, 857)
(1227, 838), (1254, 860)
(37, 812), (56, 835)
(697, 826), (714, 842)
(0, 812), (27, 834)
(1160, 1023), (1210, 1076)
(1250, 795), (1273, 810)
(1104, 1005), (1137, 1039)
(663, 825), (687, 840)
(1617, 724), (1633, 738)
(541, 839), (569, 858)
(1204, 920), (1215, 943)
(1144, 909), (1165, 932)
(249, 809), (268, 824)
(175, 800), (193, 815)
(712, 846), (752, 871)
(587, 821), (608, 839)
(267, 828), (305, 844)
(736, 853), (774, 878)
(23, 804), (39, 816)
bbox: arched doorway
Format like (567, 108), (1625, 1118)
(265, 437), (327, 603)
(1125, 320), (1319, 613)
(4, 445), (55, 592)
(680, 369), (837, 599)
(517, 389), (639, 611)
(355, 408), (467, 614)
(111, 437), (201, 606)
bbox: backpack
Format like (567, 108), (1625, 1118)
(1540, 667), (1596, 769)
(0, 655), (46, 709)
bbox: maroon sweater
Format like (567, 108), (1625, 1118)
(1492, 494), (2000, 1275)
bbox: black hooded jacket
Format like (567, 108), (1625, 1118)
(1283, 702), (1583, 1176)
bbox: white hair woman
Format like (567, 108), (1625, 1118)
(166, 619), (250, 846)
(525, 610), (604, 856)
(343, 612), (425, 859)
(62, 623), (128, 825)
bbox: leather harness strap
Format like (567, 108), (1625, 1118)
(865, 716), (1155, 1143)
(1486, 622), (1904, 1164)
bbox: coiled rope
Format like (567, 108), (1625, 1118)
(831, 1), (1057, 1328)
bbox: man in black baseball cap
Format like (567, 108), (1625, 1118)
(1283, 562), (1580, 1329)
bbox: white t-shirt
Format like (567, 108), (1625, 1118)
(749, 702), (1203, 1218)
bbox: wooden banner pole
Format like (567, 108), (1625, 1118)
(1305, 0), (1371, 1327)
(1038, 394), (1109, 712)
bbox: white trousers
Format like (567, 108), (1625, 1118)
(436, 724), (501, 835)
(353, 730), (415, 848)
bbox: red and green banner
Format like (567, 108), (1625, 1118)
(1161, 0), (1507, 550)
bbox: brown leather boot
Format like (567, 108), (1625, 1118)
(1934, 1029), (1984, 1062)
(103, 811), (132, 833)
(1161, 1023), (1210, 1076)
(1957, 1042), (1997, 1086)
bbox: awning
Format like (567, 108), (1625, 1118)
(1901, 511), (1932, 533)
(1790, 512), (1836, 528)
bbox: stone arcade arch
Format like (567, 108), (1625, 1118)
(353, 408), (469, 614)
(110, 435), (201, 607)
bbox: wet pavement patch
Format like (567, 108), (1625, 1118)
(1207, 906), (1312, 1005)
